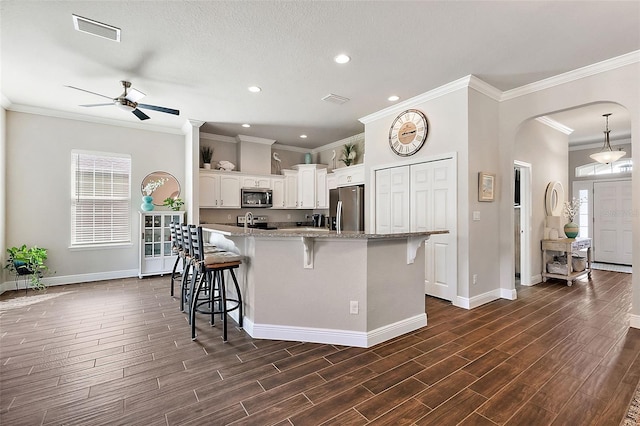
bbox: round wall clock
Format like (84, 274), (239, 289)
(388, 109), (429, 156)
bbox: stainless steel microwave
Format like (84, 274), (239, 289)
(241, 188), (273, 208)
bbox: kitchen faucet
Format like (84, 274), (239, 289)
(244, 211), (254, 230)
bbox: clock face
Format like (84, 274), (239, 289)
(388, 109), (428, 156)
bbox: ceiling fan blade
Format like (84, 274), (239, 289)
(125, 88), (146, 103)
(65, 85), (113, 100)
(138, 103), (180, 115)
(79, 103), (113, 107)
(132, 109), (150, 120)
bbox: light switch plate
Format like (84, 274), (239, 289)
(473, 211), (481, 221)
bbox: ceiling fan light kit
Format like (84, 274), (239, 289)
(589, 113), (626, 164)
(66, 80), (179, 121)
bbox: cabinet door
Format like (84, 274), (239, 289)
(316, 168), (328, 209)
(298, 167), (316, 209)
(272, 178), (285, 208)
(200, 173), (220, 207)
(241, 176), (258, 188)
(256, 177), (271, 188)
(284, 172), (298, 208)
(219, 175), (240, 208)
(375, 166), (409, 233)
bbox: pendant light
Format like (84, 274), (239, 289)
(590, 113), (625, 164)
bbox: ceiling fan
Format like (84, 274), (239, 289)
(65, 80), (179, 121)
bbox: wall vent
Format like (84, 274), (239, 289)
(72, 15), (121, 42)
(321, 94), (350, 105)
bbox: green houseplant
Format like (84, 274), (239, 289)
(5, 245), (50, 290)
(200, 146), (214, 169)
(340, 143), (357, 166)
(163, 197), (184, 211)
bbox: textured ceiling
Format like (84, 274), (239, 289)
(1, 1), (639, 148)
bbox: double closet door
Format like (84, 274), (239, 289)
(375, 158), (457, 302)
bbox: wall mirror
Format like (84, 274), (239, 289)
(544, 181), (564, 216)
(141, 171), (180, 206)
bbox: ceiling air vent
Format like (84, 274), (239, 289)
(321, 94), (350, 105)
(72, 15), (121, 42)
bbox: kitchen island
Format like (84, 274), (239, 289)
(201, 224), (448, 348)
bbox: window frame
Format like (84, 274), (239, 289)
(70, 150), (132, 249)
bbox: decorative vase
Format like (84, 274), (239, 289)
(203, 163), (211, 169)
(304, 153), (312, 164)
(141, 195), (154, 211)
(564, 221), (579, 238)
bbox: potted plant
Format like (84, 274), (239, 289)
(163, 197), (184, 211)
(340, 143), (357, 167)
(5, 245), (50, 290)
(201, 146), (214, 169)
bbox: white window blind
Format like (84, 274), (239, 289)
(71, 151), (131, 246)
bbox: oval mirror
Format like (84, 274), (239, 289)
(545, 181), (564, 216)
(141, 171), (180, 206)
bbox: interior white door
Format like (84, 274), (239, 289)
(375, 167), (410, 234)
(410, 158), (457, 302)
(593, 180), (633, 265)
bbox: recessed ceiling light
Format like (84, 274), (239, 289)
(248, 86), (261, 93)
(300, 134), (308, 139)
(334, 54), (351, 64)
(388, 95), (400, 102)
(242, 123), (251, 128)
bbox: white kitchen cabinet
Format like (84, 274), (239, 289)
(241, 175), (271, 189)
(271, 176), (285, 208)
(139, 211), (184, 278)
(283, 170), (298, 208)
(199, 171), (241, 208)
(316, 168), (328, 209)
(333, 164), (365, 187)
(292, 164), (328, 209)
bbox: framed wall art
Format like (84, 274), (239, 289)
(478, 172), (496, 202)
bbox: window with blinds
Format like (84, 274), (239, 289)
(71, 150), (132, 246)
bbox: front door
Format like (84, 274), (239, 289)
(593, 180), (633, 264)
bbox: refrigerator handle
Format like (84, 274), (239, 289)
(336, 200), (343, 234)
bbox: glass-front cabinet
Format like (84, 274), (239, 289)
(139, 211), (184, 278)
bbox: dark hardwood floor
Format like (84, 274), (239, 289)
(1, 269), (638, 425)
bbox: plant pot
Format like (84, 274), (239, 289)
(13, 260), (33, 276)
(564, 222), (579, 238)
(203, 163), (211, 169)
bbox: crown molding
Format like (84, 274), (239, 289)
(502, 50), (640, 101)
(7, 103), (185, 135)
(359, 75), (473, 124)
(467, 75), (502, 101)
(235, 134), (276, 145)
(536, 116), (574, 135)
(272, 143), (309, 153)
(1, 93), (10, 109)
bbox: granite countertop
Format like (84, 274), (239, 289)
(200, 223), (448, 240)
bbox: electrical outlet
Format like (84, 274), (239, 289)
(227, 214), (232, 220)
(350, 301), (359, 314)
(473, 274), (478, 285)
(287, 214), (291, 219)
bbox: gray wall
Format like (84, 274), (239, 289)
(4, 111), (184, 282)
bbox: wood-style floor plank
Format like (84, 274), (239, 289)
(1, 270), (639, 425)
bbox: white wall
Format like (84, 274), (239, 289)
(0, 107), (6, 284)
(498, 59), (639, 320)
(4, 112), (184, 286)
(514, 119), (569, 279)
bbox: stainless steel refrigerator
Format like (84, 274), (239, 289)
(329, 185), (365, 231)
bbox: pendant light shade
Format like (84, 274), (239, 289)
(590, 113), (625, 164)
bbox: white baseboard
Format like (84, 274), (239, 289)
(630, 314), (640, 329)
(500, 288), (518, 300)
(1, 269), (139, 294)
(455, 289), (501, 310)
(242, 314), (427, 348)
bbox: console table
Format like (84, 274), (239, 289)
(541, 237), (592, 286)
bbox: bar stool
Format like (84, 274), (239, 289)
(179, 224), (196, 312)
(169, 222), (184, 298)
(189, 226), (243, 342)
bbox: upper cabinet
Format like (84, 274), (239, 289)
(316, 168), (328, 209)
(241, 175), (271, 189)
(291, 164), (328, 209)
(199, 171), (241, 208)
(332, 164), (365, 187)
(271, 176), (285, 208)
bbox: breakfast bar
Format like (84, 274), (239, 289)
(201, 224), (448, 348)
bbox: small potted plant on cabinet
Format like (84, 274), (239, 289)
(201, 146), (214, 169)
(163, 197), (184, 211)
(5, 244), (50, 290)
